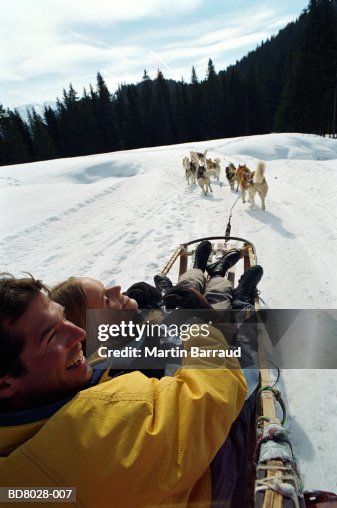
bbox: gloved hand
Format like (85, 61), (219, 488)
(124, 282), (162, 309)
(163, 286), (212, 310)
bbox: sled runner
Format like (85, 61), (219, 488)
(158, 237), (336, 508)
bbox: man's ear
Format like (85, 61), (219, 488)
(0, 376), (18, 399)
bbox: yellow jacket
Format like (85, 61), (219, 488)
(0, 327), (247, 507)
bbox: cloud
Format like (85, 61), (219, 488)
(0, 0), (306, 108)
(0, 0), (201, 85)
(1, 0), (202, 27)
(124, 6), (296, 79)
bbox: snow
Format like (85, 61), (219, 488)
(1, 132), (337, 492)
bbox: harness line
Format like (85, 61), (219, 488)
(224, 195), (241, 237)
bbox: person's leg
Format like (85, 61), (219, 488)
(177, 268), (205, 293)
(204, 278), (235, 342)
(204, 276), (232, 310)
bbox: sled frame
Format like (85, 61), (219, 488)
(159, 236), (256, 286)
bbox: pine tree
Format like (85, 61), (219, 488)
(225, 68), (248, 136)
(172, 81), (192, 143)
(123, 85), (145, 149)
(93, 72), (119, 152)
(28, 109), (56, 160)
(78, 89), (100, 155)
(57, 84), (84, 156)
(189, 66), (202, 140)
(44, 106), (61, 157)
(276, 0), (337, 133)
(139, 70), (153, 146)
(0, 108), (32, 164)
(203, 58), (222, 139)
(150, 69), (175, 146)
(191, 66), (198, 85)
(206, 58), (216, 80)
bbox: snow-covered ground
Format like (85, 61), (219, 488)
(1, 132), (337, 492)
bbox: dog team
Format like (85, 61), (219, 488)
(182, 150), (221, 196)
(182, 150), (268, 210)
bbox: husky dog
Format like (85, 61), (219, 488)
(236, 162), (268, 210)
(182, 156), (196, 185)
(197, 165), (213, 196)
(225, 163), (238, 191)
(206, 158), (221, 180)
(190, 150), (208, 167)
(249, 161), (268, 210)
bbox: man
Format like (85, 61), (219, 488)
(0, 273), (247, 507)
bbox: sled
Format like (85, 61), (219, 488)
(159, 235), (256, 286)
(158, 236), (311, 508)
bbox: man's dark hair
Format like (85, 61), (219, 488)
(0, 273), (48, 378)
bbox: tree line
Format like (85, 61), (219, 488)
(1, 0), (336, 166)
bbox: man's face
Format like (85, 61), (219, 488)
(8, 292), (93, 410)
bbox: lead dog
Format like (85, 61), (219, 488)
(190, 150), (208, 167)
(236, 162), (268, 210)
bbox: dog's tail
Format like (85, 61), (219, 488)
(253, 161), (266, 183)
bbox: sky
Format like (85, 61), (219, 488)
(1, 132), (337, 491)
(1, 0), (310, 110)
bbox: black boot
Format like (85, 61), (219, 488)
(154, 273), (173, 294)
(206, 250), (242, 277)
(193, 241), (212, 272)
(232, 265), (263, 304)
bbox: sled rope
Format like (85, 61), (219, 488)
(257, 386), (287, 425)
(224, 195), (241, 237)
(255, 473), (302, 508)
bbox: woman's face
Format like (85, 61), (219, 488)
(78, 277), (138, 311)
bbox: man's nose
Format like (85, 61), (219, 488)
(64, 320), (86, 345)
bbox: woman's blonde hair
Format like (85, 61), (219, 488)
(50, 277), (88, 331)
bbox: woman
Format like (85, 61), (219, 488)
(50, 277), (172, 376)
(51, 277), (138, 323)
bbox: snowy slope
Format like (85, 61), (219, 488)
(1, 132), (337, 491)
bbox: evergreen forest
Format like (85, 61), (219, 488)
(1, 0), (337, 166)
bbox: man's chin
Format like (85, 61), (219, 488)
(66, 358), (93, 388)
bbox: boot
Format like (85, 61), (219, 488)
(154, 273), (173, 294)
(206, 250), (242, 277)
(193, 241), (212, 272)
(232, 265), (263, 304)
